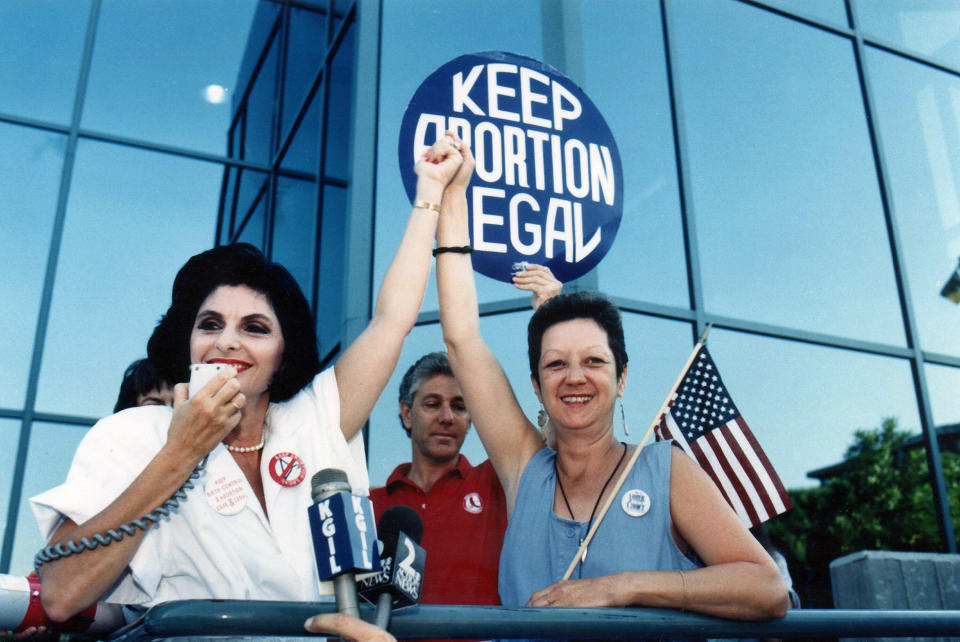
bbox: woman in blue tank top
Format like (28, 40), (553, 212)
(433, 141), (788, 623)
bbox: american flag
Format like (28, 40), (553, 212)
(654, 345), (792, 527)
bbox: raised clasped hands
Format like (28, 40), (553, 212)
(414, 131), (473, 204)
(166, 368), (244, 461)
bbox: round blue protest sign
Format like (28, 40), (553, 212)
(398, 51), (623, 283)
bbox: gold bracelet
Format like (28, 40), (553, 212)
(678, 570), (687, 611)
(413, 199), (441, 213)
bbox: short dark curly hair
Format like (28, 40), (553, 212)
(147, 243), (319, 402)
(114, 358), (174, 413)
(527, 291), (627, 387)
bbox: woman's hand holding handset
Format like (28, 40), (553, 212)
(165, 366), (244, 464)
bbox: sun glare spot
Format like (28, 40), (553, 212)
(203, 84), (228, 104)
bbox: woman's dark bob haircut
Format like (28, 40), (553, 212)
(527, 291), (628, 386)
(147, 243), (319, 402)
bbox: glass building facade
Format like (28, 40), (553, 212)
(3, 0), (960, 607)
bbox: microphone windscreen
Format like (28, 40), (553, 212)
(311, 468), (350, 502)
(378, 505), (423, 550)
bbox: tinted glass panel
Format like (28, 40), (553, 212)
(580, 0), (687, 306)
(858, 1), (960, 67)
(318, 185), (347, 359)
(273, 176), (318, 302)
(0, 125), (65, 409)
(82, 0), (257, 153)
(324, 23), (355, 183)
(0, 0), (89, 125)
(243, 35), (280, 164)
(280, 69), (321, 174)
(708, 330), (920, 490)
(757, 0), (848, 26)
(35, 141), (220, 417)
(0, 419), (22, 569)
(281, 5), (327, 150)
(237, 195), (267, 250)
(867, 48), (960, 357)
(672, 1), (904, 345)
(925, 363), (960, 428)
(375, 0), (544, 311)
(9, 422), (88, 576)
(233, 169), (269, 234)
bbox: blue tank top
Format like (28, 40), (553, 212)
(499, 441), (701, 607)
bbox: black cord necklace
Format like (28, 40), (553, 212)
(555, 441), (628, 576)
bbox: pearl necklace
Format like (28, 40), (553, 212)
(224, 433), (265, 453)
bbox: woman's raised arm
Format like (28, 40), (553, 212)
(335, 134), (465, 442)
(435, 140), (544, 513)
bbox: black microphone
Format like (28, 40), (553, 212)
(358, 505), (426, 629)
(307, 469), (380, 617)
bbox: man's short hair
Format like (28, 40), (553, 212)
(397, 351), (453, 435)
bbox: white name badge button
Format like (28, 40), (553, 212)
(621, 489), (651, 517)
(205, 474), (249, 515)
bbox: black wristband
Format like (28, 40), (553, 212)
(432, 245), (473, 256)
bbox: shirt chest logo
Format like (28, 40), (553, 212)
(463, 492), (483, 514)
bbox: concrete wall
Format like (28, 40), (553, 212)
(830, 550), (960, 642)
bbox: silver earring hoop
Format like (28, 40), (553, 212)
(620, 398), (630, 436)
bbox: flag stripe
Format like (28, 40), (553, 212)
(726, 419), (789, 514)
(691, 437), (754, 525)
(714, 424), (773, 523)
(733, 417), (793, 510)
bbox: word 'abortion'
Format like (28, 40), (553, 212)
(414, 64), (617, 263)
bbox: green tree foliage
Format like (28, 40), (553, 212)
(766, 418), (960, 607)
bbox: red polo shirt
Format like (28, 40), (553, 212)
(369, 455), (507, 608)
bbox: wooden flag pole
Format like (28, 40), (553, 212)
(559, 324), (712, 581)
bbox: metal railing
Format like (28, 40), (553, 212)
(106, 600), (960, 640)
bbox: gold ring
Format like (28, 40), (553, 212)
(448, 139), (461, 151)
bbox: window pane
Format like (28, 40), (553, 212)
(318, 185), (347, 359)
(926, 362), (960, 428)
(708, 330), (920, 491)
(0, 125), (65, 409)
(0, 419), (23, 568)
(757, 0), (848, 26)
(581, 0), (687, 307)
(273, 176), (318, 302)
(35, 140), (220, 418)
(280, 73), (321, 174)
(923, 363), (960, 551)
(324, 22), (355, 184)
(234, 169), (269, 233)
(237, 195), (267, 250)
(867, 48), (960, 357)
(280, 5), (327, 152)
(858, 1), (960, 68)
(81, 0), (257, 153)
(0, 0), (89, 125)
(9, 422), (88, 576)
(672, 1), (904, 345)
(375, 0), (544, 312)
(242, 36), (280, 165)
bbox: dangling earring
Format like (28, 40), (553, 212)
(537, 404), (548, 428)
(620, 398), (630, 436)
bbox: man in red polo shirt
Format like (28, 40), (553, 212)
(370, 351), (506, 609)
